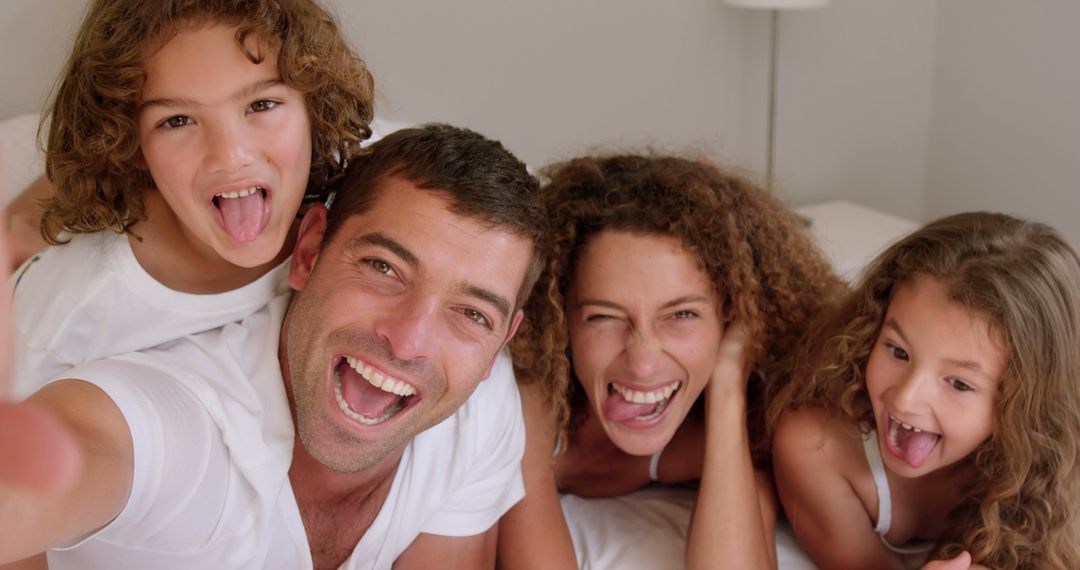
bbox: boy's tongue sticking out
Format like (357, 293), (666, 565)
(216, 188), (267, 242)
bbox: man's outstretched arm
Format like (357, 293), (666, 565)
(0, 379), (133, 564)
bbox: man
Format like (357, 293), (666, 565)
(0, 124), (545, 569)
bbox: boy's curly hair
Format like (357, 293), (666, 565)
(766, 212), (1080, 568)
(41, 0), (374, 242)
(510, 153), (845, 453)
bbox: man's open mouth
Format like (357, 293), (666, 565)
(333, 355), (418, 426)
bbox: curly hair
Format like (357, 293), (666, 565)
(41, 0), (374, 243)
(510, 153), (845, 453)
(766, 212), (1080, 569)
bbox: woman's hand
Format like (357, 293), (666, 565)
(706, 318), (752, 405)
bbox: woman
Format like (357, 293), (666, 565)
(498, 154), (844, 569)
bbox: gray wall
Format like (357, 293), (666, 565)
(923, 0), (1080, 245)
(1, 0), (1077, 244)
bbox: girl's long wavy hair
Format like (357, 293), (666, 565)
(511, 154), (844, 455)
(766, 211), (1080, 569)
(41, 0), (374, 243)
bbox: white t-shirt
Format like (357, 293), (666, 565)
(11, 230), (290, 398)
(45, 293), (526, 570)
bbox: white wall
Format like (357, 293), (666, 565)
(923, 0), (1080, 245)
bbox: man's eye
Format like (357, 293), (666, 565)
(160, 115), (193, 129)
(367, 259), (395, 276)
(886, 343), (909, 361)
(249, 99), (277, 113)
(463, 308), (491, 329)
(947, 377), (974, 392)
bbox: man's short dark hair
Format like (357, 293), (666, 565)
(324, 123), (546, 309)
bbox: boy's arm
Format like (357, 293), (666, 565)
(3, 174), (52, 272)
(772, 407), (906, 570)
(0, 380), (134, 564)
(494, 382), (577, 570)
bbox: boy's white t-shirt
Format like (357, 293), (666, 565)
(11, 230), (290, 398)
(44, 293), (526, 569)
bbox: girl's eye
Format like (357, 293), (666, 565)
(885, 342), (910, 361)
(249, 99), (277, 113)
(160, 115), (193, 129)
(367, 258), (395, 277)
(947, 377), (975, 392)
(462, 308), (492, 329)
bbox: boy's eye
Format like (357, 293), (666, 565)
(947, 377), (974, 392)
(462, 308), (492, 329)
(885, 343), (909, 361)
(249, 99), (277, 113)
(160, 115), (193, 129)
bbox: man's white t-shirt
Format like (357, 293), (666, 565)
(11, 230), (290, 398)
(44, 293), (526, 570)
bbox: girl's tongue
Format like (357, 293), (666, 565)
(888, 419), (941, 468)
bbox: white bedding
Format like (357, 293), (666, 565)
(562, 486), (818, 569)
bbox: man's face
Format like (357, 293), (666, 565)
(283, 177), (531, 472)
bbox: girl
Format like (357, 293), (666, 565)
(769, 212), (1080, 569)
(498, 154), (845, 569)
(11, 0), (374, 395)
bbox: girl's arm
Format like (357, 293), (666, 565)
(687, 322), (777, 570)
(495, 382), (577, 570)
(772, 407), (907, 570)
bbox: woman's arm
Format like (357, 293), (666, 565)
(687, 321), (777, 570)
(495, 382), (577, 570)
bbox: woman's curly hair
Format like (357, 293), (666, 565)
(510, 153), (845, 454)
(41, 0), (374, 243)
(765, 212), (1080, 569)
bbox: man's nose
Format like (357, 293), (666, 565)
(373, 295), (438, 363)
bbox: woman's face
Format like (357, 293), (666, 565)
(567, 231), (723, 455)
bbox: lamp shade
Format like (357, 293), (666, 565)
(725, 0), (828, 9)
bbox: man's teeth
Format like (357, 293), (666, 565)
(612, 381), (681, 404)
(216, 186), (262, 200)
(333, 375), (401, 425)
(345, 356), (416, 397)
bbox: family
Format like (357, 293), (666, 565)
(0, 1), (1077, 569)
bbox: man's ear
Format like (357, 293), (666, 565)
(288, 204), (328, 291)
(480, 309), (526, 381)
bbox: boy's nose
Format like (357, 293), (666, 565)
(204, 121), (256, 174)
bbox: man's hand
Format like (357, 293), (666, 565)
(0, 158), (81, 493)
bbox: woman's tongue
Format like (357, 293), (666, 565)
(217, 192), (267, 242)
(340, 362), (401, 420)
(603, 391), (659, 422)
